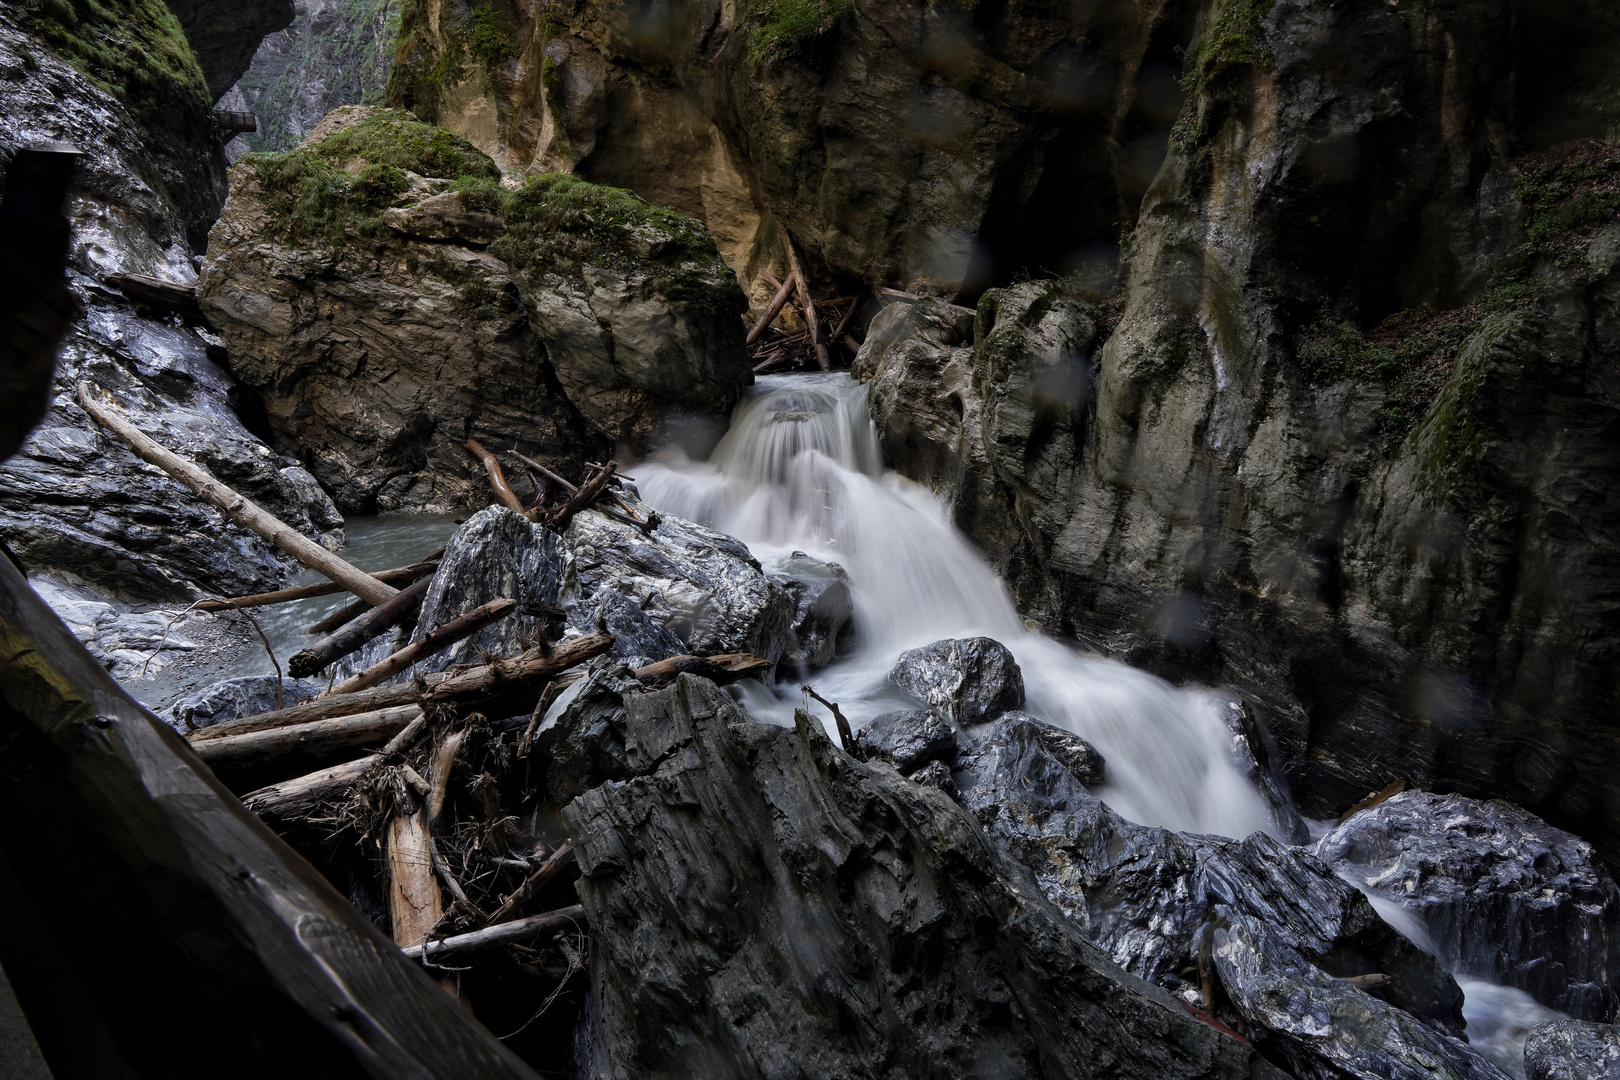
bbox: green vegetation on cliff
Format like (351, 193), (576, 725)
(20, 0), (209, 117)
(241, 108), (497, 241)
(1172, 0), (1276, 147)
(387, 0), (519, 121)
(745, 0), (852, 65)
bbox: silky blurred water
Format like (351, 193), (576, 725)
(635, 373), (1280, 840)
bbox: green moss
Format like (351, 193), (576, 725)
(495, 173), (721, 267)
(20, 0), (208, 118)
(243, 112), (494, 242)
(1501, 141), (1620, 280)
(745, 0), (851, 66)
(468, 0), (517, 68)
(1172, 0), (1276, 148)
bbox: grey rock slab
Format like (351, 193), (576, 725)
(1213, 917), (1510, 1080)
(987, 710), (1108, 786)
(1317, 791), (1620, 1021)
(562, 500), (796, 664)
(851, 708), (955, 774)
(1524, 1019), (1620, 1080)
(888, 635), (1024, 724)
(561, 674), (1269, 1080)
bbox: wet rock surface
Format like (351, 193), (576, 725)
(771, 551), (852, 670)
(0, 6), (340, 605)
(562, 498), (796, 664)
(988, 711), (1108, 787)
(1524, 1020), (1620, 1080)
(163, 673), (325, 731)
(560, 674), (1270, 1080)
(851, 708), (955, 775)
(949, 711), (1482, 1077)
(1318, 791), (1620, 1021)
(889, 635), (1024, 725)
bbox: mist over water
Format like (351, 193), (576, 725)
(636, 373), (1279, 840)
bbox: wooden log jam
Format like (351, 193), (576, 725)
(402, 905), (586, 963)
(544, 462), (617, 531)
(191, 679), (435, 742)
(423, 630), (615, 704)
(487, 840), (575, 926)
(513, 450), (653, 533)
(327, 597), (518, 696)
(307, 594), (371, 636)
(745, 273), (798, 346)
(76, 381), (399, 607)
(288, 573), (435, 678)
(191, 705), (423, 769)
(633, 653), (772, 687)
(464, 437), (530, 516)
(782, 236), (830, 371)
(240, 756), (377, 821)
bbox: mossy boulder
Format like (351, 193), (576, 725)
(200, 105), (750, 510)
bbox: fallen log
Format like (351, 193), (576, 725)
(194, 556), (442, 613)
(288, 573), (435, 678)
(512, 450), (653, 533)
(423, 630), (615, 705)
(192, 679), (435, 742)
(634, 653), (772, 687)
(545, 461), (616, 532)
(487, 841), (575, 926)
(403, 905), (586, 963)
(782, 236), (829, 371)
(1336, 778), (1408, 825)
(830, 290), (863, 348)
(307, 594), (371, 636)
(191, 705), (423, 769)
(76, 381), (398, 607)
(745, 272), (798, 347)
(328, 597), (517, 696)
(464, 437), (529, 516)
(803, 684), (857, 756)
(103, 271), (203, 320)
(240, 755), (377, 821)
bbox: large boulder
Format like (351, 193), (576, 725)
(771, 551), (853, 671)
(889, 636), (1025, 725)
(559, 674), (1273, 1080)
(851, 708), (956, 775)
(198, 107), (607, 514)
(1524, 1020), (1620, 1080)
(1317, 791), (1620, 1021)
(561, 497), (796, 664)
(492, 173), (751, 450)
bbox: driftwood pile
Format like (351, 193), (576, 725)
(73, 381), (770, 1066)
(745, 235), (894, 374)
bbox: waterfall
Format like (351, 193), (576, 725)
(636, 373), (1280, 841)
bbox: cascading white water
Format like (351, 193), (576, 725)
(636, 373), (1280, 840)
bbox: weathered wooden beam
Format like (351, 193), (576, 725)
(193, 557), (441, 612)
(402, 905), (586, 963)
(633, 653), (771, 687)
(422, 630), (615, 705)
(192, 705), (422, 769)
(191, 679), (435, 742)
(76, 381), (398, 607)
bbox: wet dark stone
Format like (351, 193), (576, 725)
(773, 551), (853, 671)
(888, 635), (1024, 724)
(980, 710), (1107, 786)
(163, 674), (325, 731)
(1524, 1019), (1620, 1080)
(851, 708), (955, 774)
(907, 759), (957, 797)
(559, 674), (1271, 1080)
(1317, 791), (1620, 1021)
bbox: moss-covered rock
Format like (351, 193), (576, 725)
(18, 0), (209, 117)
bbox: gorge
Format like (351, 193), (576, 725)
(1, 0), (1618, 1077)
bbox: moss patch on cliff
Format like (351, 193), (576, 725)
(1172, 0), (1276, 147)
(1506, 140), (1620, 277)
(242, 111), (497, 241)
(388, 0), (519, 121)
(20, 0), (208, 117)
(495, 173), (724, 269)
(745, 0), (852, 65)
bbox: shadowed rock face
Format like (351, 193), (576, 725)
(1524, 1019), (1620, 1080)
(164, 0), (296, 100)
(560, 674), (1271, 1080)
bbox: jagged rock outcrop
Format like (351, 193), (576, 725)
(851, 707), (956, 774)
(1318, 791), (1620, 1022)
(1524, 1020), (1620, 1080)
(164, 0), (295, 100)
(199, 107), (751, 510)
(559, 674), (1275, 1080)
(163, 673), (325, 730)
(0, 3), (342, 607)
(948, 708), (1506, 1080)
(216, 0), (396, 154)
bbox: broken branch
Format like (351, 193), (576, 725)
(403, 905), (586, 963)
(464, 437), (529, 516)
(288, 573), (435, 678)
(193, 556), (441, 612)
(326, 597), (517, 695)
(745, 272), (798, 347)
(190, 704), (423, 769)
(76, 381), (399, 606)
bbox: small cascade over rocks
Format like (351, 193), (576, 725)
(636, 373), (1285, 841)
